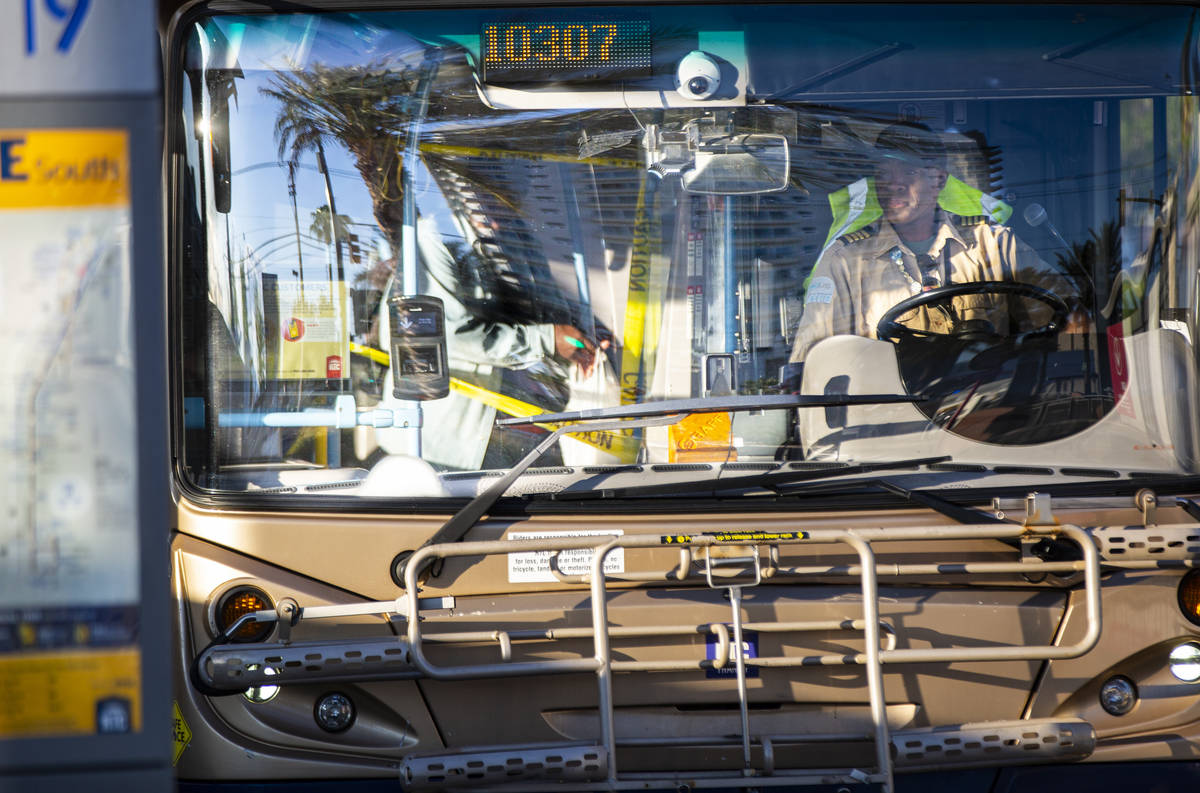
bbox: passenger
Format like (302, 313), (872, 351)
(789, 122), (1083, 366)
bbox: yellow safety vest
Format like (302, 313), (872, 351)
(808, 176), (1014, 290)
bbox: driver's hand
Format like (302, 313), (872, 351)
(554, 325), (610, 377)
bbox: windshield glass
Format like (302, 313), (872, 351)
(175, 3), (1200, 501)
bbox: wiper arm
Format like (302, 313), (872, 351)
(391, 413), (679, 586)
(1041, 21), (1165, 89)
(873, 479), (1010, 525)
(393, 392), (921, 584)
(552, 455), (950, 501)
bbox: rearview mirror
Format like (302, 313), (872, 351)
(682, 133), (789, 195)
(644, 119), (790, 195)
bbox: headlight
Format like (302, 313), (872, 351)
(314, 692), (356, 732)
(243, 665), (279, 703)
(1168, 642), (1200, 682)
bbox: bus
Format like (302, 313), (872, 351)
(169, 1), (1200, 790)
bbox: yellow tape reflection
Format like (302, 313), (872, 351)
(421, 142), (639, 170)
(350, 343), (638, 458)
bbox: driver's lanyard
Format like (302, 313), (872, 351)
(889, 246), (944, 295)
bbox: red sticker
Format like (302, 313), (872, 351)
(1106, 323), (1133, 417)
(283, 317), (304, 342)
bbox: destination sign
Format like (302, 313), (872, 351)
(481, 18), (651, 84)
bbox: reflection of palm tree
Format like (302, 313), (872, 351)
(261, 62), (418, 252)
(309, 204), (353, 245)
(1054, 221), (1120, 317)
(262, 56), (592, 332)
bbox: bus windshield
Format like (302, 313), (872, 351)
(176, 3), (1200, 503)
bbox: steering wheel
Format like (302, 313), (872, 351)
(875, 280), (1069, 343)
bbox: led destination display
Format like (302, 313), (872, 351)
(481, 18), (651, 84)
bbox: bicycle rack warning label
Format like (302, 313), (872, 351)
(508, 530), (625, 583)
(660, 530), (809, 544)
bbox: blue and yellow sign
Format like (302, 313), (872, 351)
(0, 129), (129, 209)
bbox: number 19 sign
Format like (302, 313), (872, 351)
(24, 0), (91, 55)
(2, 0), (154, 98)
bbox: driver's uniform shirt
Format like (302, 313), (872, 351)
(789, 212), (1072, 363)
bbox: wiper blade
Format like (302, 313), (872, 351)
(551, 455), (950, 501)
(768, 477), (1011, 527)
(394, 392), (921, 585)
(498, 392), (921, 427)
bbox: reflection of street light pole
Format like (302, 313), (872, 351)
(314, 142), (349, 470)
(315, 140), (345, 285)
(288, 161), (305, 300)
(393, 51), (443, 460)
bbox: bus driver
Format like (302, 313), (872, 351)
(789, 122), (1083, 367)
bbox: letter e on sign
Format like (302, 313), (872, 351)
(0, 139), (28, 182)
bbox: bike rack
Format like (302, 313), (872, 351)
(198, 521), (1106, 791)
(398, 523), (1100, 791)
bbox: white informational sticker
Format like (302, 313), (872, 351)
(267, 279), (350, 379)
(805, 276), (835, 305)
(508, 530), (625, 583)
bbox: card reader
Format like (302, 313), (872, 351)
(388, 295), (450, 400)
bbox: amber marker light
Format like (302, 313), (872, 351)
(1178, 570), (1200, 626)
(213, 585), (275, 643)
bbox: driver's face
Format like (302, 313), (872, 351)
(876, 159), (945, 232)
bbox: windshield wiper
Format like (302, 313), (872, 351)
(1041, 20), (1167, 89)
(390, 392), (921, 586)
(550, 455), (951, 501)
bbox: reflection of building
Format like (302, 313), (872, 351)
(424, 156), (575, 326)
(422, 138), (839, 391)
